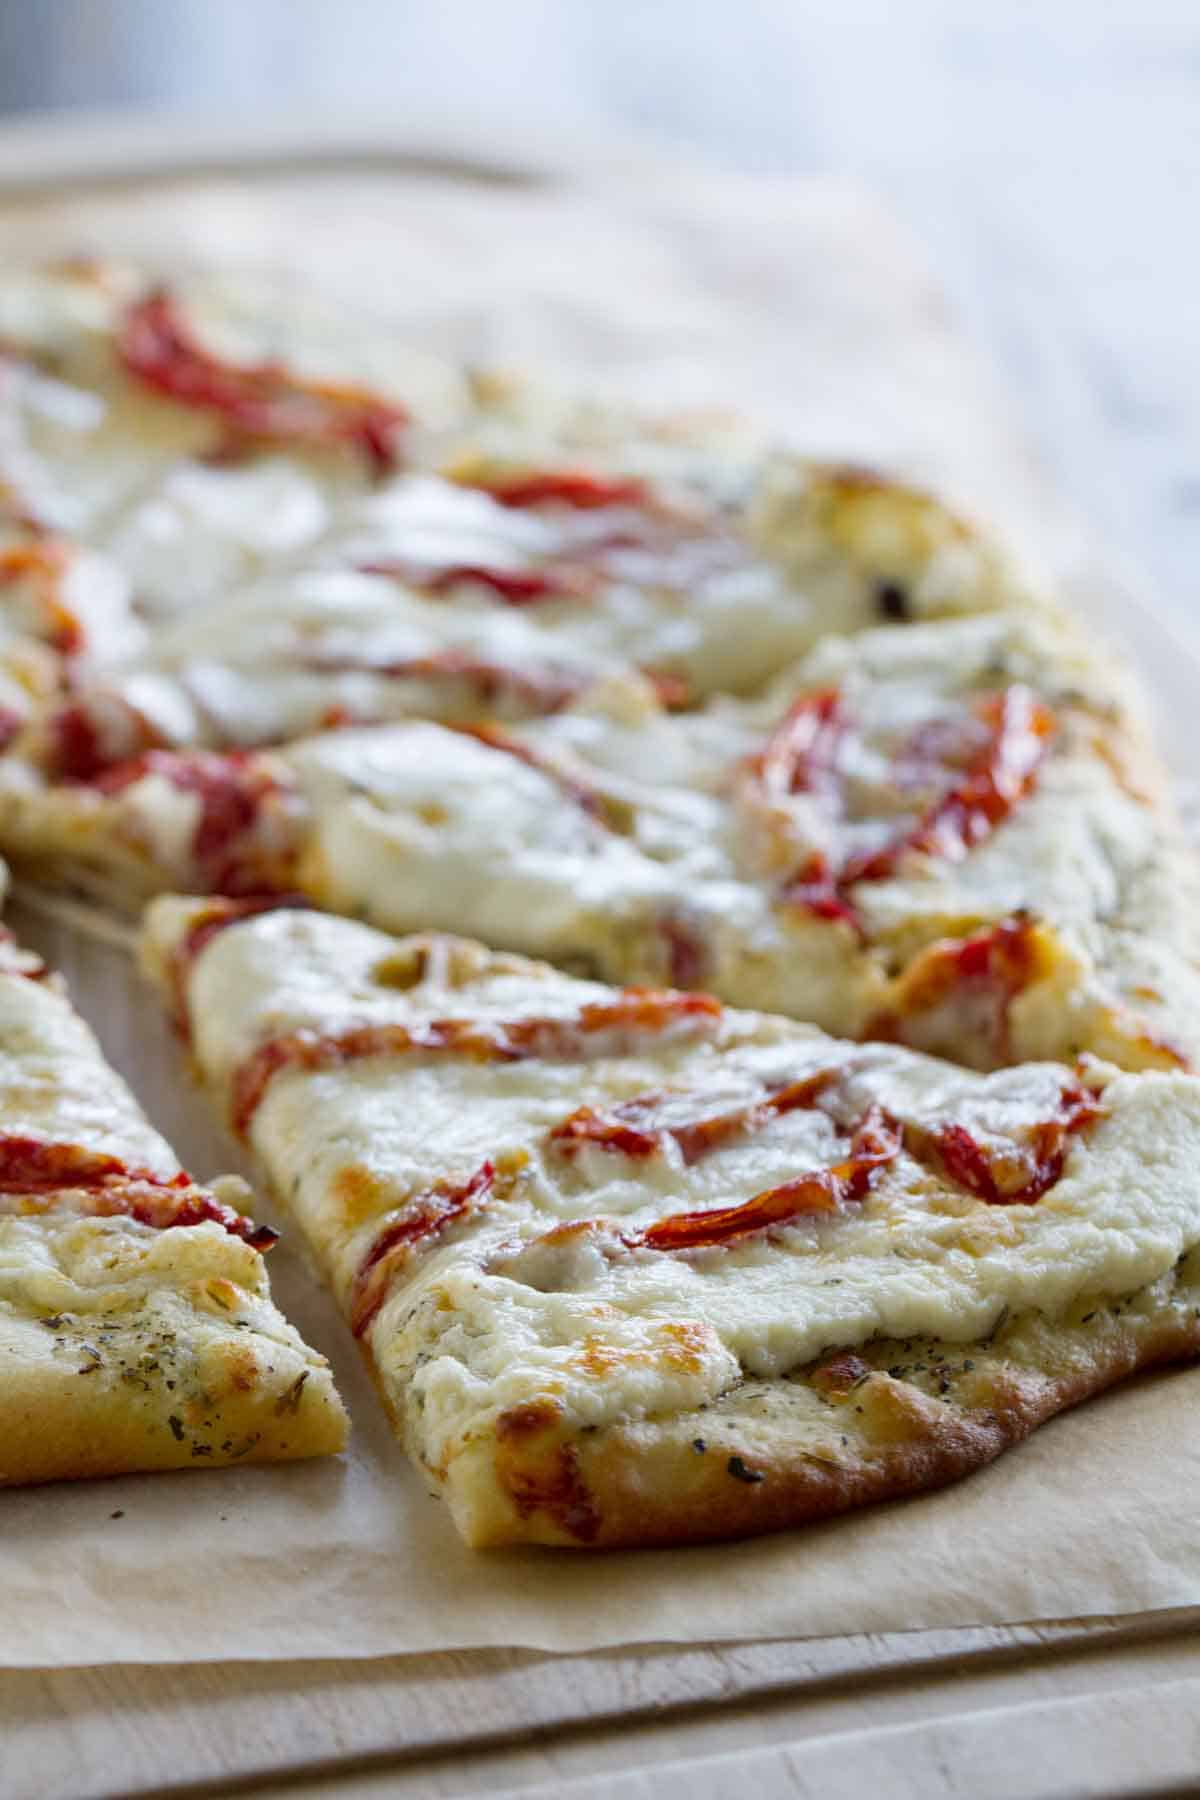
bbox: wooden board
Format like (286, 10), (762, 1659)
(1, 119), (1196, 1800)
(8, 1612), (1200, 1798)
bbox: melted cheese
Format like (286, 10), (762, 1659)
(288, 718), (715, 961)
(0, 957), (243, 1332)
(104, 459), (332, 620)
(0, 1212), (264, 1318)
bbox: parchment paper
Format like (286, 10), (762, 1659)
(0, 155), (1197, 1668)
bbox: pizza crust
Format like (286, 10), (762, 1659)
(441, 1250), (1200, 1549)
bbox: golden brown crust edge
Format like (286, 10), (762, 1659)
(0, 1309), (347, 1486)
(437, 1253), (1200, 1549)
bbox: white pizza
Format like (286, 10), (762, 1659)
(141, 900), (1200, 1547)
(0, 877), (346, 1483)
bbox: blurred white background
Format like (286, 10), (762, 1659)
(0, 1), (1196, 625)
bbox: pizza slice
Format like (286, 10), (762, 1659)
(0, 894), (346, 1484)
(17, 609), (1198, 1074)
(140, 899), (1200, 1548)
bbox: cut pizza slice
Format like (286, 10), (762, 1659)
(0, 898), (346, 1484)
(18, 610), (1198, 1074)
(140, 900), (1200, 1548)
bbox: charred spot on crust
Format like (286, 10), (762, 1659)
(223, 1345), (260, 1392)
(824, 462), (892, 497)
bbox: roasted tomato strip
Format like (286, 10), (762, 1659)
(905, 1082), (1104, 1206)
(555, 1070), (1102, 1254)
(842, 686), (1055, 884)
(755, 686), (1054, 929)
(118, 289), (407, 472)
(748, 691), (861, 932)
(870, 916), (1046, 1065)
(0, 708), (23, 754)
(461, 469), (652, 512)
(372, 466), (735, 622)
(754, 688), (848, 810)
(92, 748), (296, 893)
(294, 648), (587, 715)
(50, 696), (167, 781)
(550, 1068), (837, 1165)
(657, 914), (709, 988)
(627, 1106), (900, 1250)
(228, 989), (723, 1138)
(454, 722), (623, 828)
(0, 1134), (276, 1248)
(780, 853), (863, 933)
(360, 558), (593, 607)
(349, 1162), (495, 1337)
(52, 704), (109, 781)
